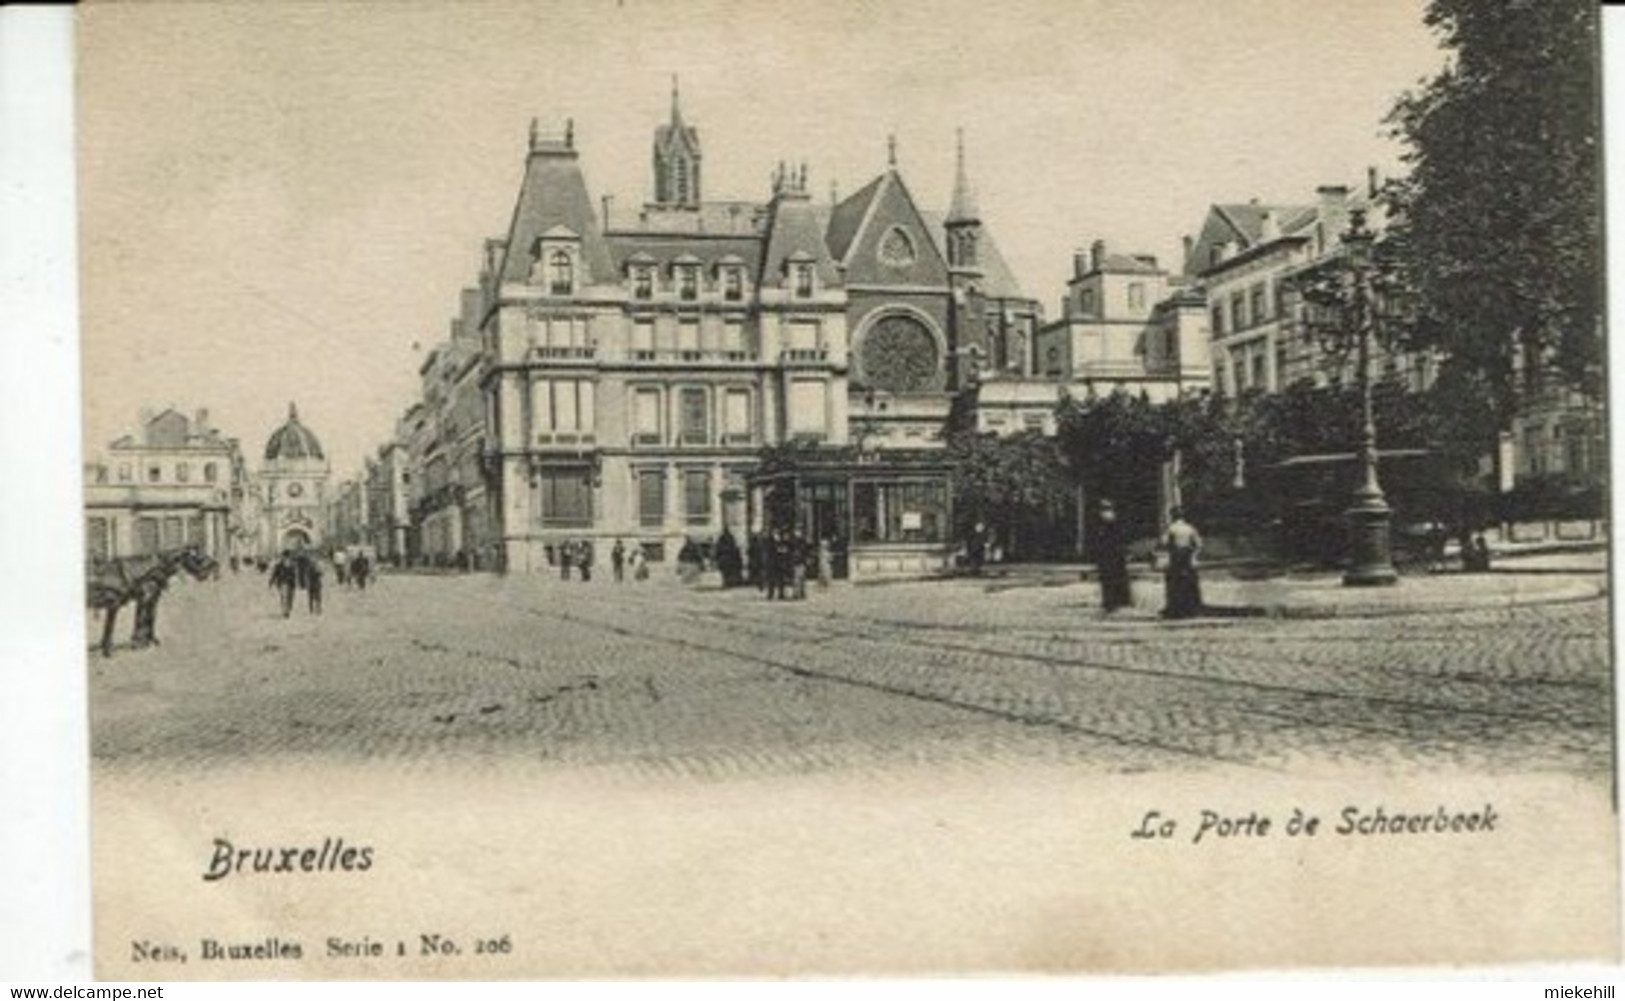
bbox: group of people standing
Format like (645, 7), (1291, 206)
(555, 538), (596, 582)
(751, 527), (832, 601)
(1090, 501), (1204, 620)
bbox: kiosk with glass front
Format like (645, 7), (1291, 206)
(746, 449), (954, 582)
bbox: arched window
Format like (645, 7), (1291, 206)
(548, 251), (574, 296)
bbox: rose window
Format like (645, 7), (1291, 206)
(859, 314), (940, 393)
(878, 227), (916, 268)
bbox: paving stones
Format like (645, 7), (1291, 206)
(89, 567), (1613, 782)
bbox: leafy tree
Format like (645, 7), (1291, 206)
(946, 428), (1070, 557)
(1386, 0), (1603, 418)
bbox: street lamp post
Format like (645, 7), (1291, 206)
(1338, 208), (1397, 586)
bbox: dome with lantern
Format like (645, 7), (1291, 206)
(264, 402), (325, 462)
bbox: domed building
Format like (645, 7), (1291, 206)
(258, 402), (330, 555)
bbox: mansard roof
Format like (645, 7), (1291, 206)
(760, 192), (841, 288)
(498, 140), (616, 287)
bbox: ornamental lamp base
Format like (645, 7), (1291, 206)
(1343, 494), (1398, 588)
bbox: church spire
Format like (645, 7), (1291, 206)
(670, 74), (682, 125)
(946, 127), (980, 224)
(945, 129), (981, 272)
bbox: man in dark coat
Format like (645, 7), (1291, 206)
(1096, 499), (1132, 613)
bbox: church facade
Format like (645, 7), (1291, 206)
(258, 402), (331, 556)
(479, 88), (1042, 573)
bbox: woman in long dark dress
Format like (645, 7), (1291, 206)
(1096, 500), (1132, 612)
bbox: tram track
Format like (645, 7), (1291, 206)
(484, 584), (1602, 771)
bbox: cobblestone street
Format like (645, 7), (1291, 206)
(88, 561), (1613, 782)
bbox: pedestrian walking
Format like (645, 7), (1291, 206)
(967, 521), (988, 575)
(1161, 506), (1203, 620)
(790, 528), (809, 600)
(578, 539), (594, 582)
(765, 529), (789, 600)
(352, 552), (371, 591)
(270, 550), (298, 618)
(559, 540), (574, 581)
(611, 539), (626, 583)
(631, 545), (649, 582)
(1095, 499), (1132, 613)
(816, 537), (832, 589)
(333, 549), (349, 587)
(304, 554), (324, 615)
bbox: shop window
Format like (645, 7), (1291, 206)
(852, 480), (947, 544)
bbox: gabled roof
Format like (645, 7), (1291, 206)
(498, 143), (616, 286)
(825, 175), (885, 262)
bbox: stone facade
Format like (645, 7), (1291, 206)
(471, 95), (1040, 573)
(84, 408), (243, 562)
(1186, 181), (1434, 398)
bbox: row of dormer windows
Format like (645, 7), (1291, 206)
(536, 247), (816, 302)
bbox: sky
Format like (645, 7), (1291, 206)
(76, 0), (1449, 480)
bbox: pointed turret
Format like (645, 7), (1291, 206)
(944, 128), (982, 272)
(653, 75), (702, 207)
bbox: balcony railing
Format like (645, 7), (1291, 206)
(531, 345), (598, 361)
(779, 347), (828, 364)
(625, 349), (758, 364)
(535, 432), (597, 448)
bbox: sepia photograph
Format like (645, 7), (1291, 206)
(62, 0), (1615, 978)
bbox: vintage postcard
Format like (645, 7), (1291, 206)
(76, 0), (1616, 978)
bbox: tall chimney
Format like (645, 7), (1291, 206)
(1073, 247), (1091, 279)
(1367, 166), (1380, 198)
(1260, 209), (1280, 242)
(1090, 239), (1107, 272)
(601, 195), (613, 230)
(1182, 234), (1194, 267)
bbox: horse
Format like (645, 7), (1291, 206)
(86, 546), (218, 658)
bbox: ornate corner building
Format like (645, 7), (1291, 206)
(469, 88), (1043, 573)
